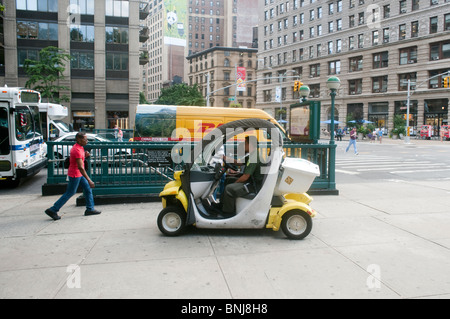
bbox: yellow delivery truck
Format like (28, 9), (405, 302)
(133, 105), (287, 142)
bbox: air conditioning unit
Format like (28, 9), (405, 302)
(409, 60), (416, 64)
(400, 9), (407, 13)
(432, 84), (439, 88)
(432, 56), (440, 61)
(350, 91), (356, 95)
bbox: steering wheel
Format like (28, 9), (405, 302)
(224, 161), (240, 172)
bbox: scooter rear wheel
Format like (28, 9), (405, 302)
(281, 210), (312, 240)
(157, 206), (186, 237)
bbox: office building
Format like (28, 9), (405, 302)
(187, 46), (258, 108)
(257, 0), (450, 134)
(0, 0), (149, 130)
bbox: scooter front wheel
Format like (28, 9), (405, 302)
(157, 206), (186, 237)
(281, 210), (312, 240)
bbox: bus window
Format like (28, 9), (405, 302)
(15, 108), (33, 141)
(0, 107), (10, 155)
(14, 106), (42, 141)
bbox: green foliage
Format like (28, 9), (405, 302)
(392, 115), (406, 136)
(23, 46), (71, 103)
(139, 91), (149, 104)
(155, 83), (206, 106)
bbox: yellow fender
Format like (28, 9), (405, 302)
(266, 193), (316, 232)
(160, 178), (188, 212)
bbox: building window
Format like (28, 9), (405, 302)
(106, 53), (129, 71)
(411, 21), (419, 38)
(373, 51), (389, 69)
(372, 75), (388, 93)
(17, 21), (58, 40)
(328, 60), (341, 75)
(310, 64), (320, 77)
(430, 41), (450, 60)
(16, 0), (58, 12)
(349, 56), (363, 72)
(70, 25), (95, 42)
(105, 0), (129, 17)
(69, 0), (94, 15)
(106, 26), (129, 44)
(17, 49), (39, 67)
(430, 17), (438, 34)
(445, 14), (450, 31)
(400, 47), (418, 64)
(399, 73), (417, 91)
(71, 51), (95, 70)
(383, 28), (390, 43)
(349, 79), (363, 95)
(399, 24), (406, 40)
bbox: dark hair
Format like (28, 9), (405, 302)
(76, 132), (86, 140)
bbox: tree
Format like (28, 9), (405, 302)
(23, 46), (72, 103)
(140, 91), (149, 104)
(155, 83), (206, 106)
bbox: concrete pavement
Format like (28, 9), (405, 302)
(1, 138), (450, 299)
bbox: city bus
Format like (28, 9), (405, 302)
(0, 87), (47, 186)
(133, 105), (289, 142)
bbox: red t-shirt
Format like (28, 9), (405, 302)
(68, 143), (85, 178)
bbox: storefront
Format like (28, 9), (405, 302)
(73, 111), (95, 132)
(424, 99), (448, 136)
(368, 102), (389, 131)
(395, 100), (418, 135)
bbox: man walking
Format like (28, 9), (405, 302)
(45, 132), (101, 220)
(345, 127), (359, 155)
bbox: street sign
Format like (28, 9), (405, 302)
(228, 97), (235, 101)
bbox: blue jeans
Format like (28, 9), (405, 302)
(346, 139), (358, 154)
(51, 176), (94, 212)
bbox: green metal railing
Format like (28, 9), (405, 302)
(45, 141), (337, 196)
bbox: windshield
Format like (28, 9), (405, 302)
(15, 105), (42, 141)
(54, 120), (70, 133)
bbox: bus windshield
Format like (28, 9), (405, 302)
(15, 106), (42, 141)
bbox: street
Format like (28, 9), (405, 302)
(1, 138), (450, 299)
(335, 138), (450, 182)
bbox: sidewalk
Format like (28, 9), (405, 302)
(1, 172), (450, 299)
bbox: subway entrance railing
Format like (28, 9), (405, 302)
(42, 141), (338, 199)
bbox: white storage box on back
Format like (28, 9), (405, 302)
(274, 158), (320, 195)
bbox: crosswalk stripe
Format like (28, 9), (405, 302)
(335, 155), (449, 175)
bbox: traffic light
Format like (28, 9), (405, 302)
(444, 76), (450, 88)
(293, 81), (304, 92)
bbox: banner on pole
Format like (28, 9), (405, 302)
(236, 67), (247, 92)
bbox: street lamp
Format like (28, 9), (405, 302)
(298, 85), (310, 102)
(326, 76), (341, 145)
(326, 76), (340, 192)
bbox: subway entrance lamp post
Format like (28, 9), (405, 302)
(326, 76), (341, 192)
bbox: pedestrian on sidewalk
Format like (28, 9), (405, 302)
(345, 127), (359, 155)
(45, 132), (101, 221)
